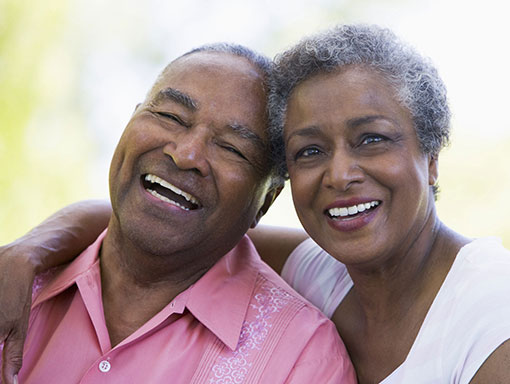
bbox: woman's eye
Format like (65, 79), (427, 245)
(295, 147), (321, 159)
(360, 134), (385, 145)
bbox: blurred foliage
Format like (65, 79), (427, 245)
(0, 0), (92, 243)
(436, 133), (510, 247)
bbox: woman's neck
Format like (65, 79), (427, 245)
(335, 217), (469, 383)
(346, 214), (467, 322)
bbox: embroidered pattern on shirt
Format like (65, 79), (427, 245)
(209, 281), (293, 383)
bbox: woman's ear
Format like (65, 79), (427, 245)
(428, 154), (439, 186)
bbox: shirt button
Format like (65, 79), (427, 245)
(99, 360), (111, 373)
(170, 301), (175, 308)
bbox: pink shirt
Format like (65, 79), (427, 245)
(10, 231), (356, 383)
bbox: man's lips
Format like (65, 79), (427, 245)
(142, 174), (202, 211)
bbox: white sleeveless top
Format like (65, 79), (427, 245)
(282, 237), (510, 383)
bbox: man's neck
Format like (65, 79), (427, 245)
(98, 226), (217, 347)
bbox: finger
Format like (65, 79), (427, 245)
(1, 331), (25, 384)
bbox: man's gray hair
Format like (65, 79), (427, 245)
(183, 43), (272, 84)
(269, 24), (451, 180)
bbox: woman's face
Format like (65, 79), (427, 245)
(284, 66), (438, 267)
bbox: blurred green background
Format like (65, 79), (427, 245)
(1, 0), (509, 248)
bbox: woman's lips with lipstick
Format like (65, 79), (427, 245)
(324, 200), (381, 232)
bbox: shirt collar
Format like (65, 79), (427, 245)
(32, 231), (261, 351)
(32, 230), (107, 307)
(186, 235), (260, 350)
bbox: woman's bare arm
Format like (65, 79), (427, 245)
(470, 339), (510, 383)
(248, 225), (308, 274)
(0, 199), (111, 384)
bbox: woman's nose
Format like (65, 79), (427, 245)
(322, 151), (364, 192)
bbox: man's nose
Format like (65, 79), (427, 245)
(322, 151), (365, 192)
(163, 126), (211, 177)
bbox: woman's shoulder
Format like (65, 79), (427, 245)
(282, 238), (347, 283)
(437, 237), (510, 312)
(281, 239), (352, 317)
(459, 237), (510, 262)
(391, 238), (510, 383)
(432, 237), (510, 382)
(453, 237), (510, 283)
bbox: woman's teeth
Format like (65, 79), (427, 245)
(328, 201), (380, 218)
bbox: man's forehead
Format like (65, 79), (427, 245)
(148, 52), (267, 119)
(146, 51), (268, 138)
(154, 52), (264, 91)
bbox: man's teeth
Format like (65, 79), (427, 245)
(148, 189), (191, 211)
(328, 201), (380, 218)
(145, 174), (199, 204)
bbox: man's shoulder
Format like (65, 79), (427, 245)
(31, 231), (105, 308)
(203, 269), (354, 384)
(252, 250), (312, 298)
(248, 262), (335, 335)
(239, 234), (330, 322)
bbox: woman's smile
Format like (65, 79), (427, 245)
(324, 199), (381, 232)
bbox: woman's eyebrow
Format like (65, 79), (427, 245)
(285, 126), (322, 141)
(345, 115), (396, 129)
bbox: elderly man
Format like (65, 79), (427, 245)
(0, 44), (355, 383)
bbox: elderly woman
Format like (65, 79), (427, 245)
(267, 24), (510, 382)
(2, 25), (510, 383)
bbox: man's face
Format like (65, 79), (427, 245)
(108, 52), (277, 262)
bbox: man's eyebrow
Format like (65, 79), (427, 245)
(228, 123), (267, 152)
(152, 88), (198, 111)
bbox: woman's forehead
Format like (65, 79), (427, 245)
(287, 67), (405, 118)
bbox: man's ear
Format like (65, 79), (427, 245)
(428, 153), (439, 186)
(250, 185), (284, 229)
(133, 103), (142, 115)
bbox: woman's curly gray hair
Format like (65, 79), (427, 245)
(269, 24), (451, 180)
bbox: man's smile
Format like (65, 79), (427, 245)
(142, 173), (201, 211)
